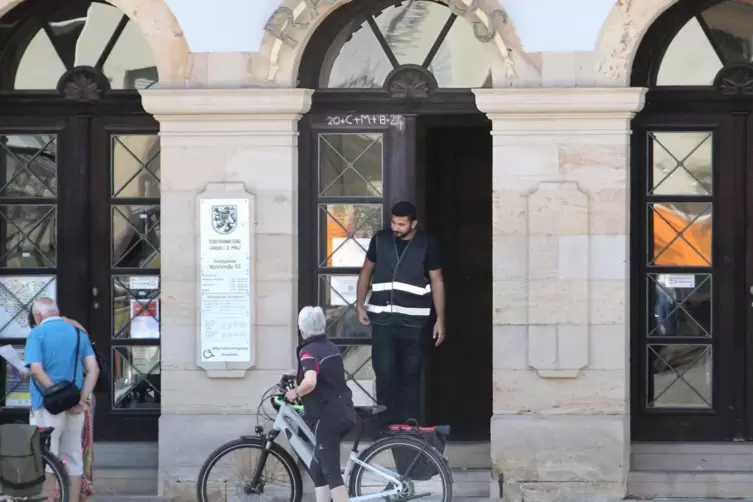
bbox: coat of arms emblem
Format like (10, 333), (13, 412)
(212, 205), (238, 235)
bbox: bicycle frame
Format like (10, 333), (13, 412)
(270, 399), (406, 502)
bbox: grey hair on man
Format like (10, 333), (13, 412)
(298, 306), (326, 339)
(31, 297), (60, 319)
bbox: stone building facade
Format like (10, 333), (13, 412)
(0, 0), (745, 500)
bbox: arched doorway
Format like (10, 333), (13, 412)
(0, 0), (162, 441)
(298, 0), (495, 440)
(631, 0), (753, 442)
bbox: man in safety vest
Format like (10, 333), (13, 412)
(356, 200), (445, 426)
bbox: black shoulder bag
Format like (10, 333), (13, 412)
(33, 329), (82, 415)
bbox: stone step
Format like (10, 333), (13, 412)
(93, 467), (157, 496)
(628, 470), (753, 499)
(632, 442), (753, 471)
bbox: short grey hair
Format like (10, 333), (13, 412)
(298, 306), (326, 338)
(31, 297), (59, 317)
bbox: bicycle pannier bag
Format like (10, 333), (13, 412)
(0, 424), (45, 497)
(384, 421), (449, 481)
(35, 328), (82, 415)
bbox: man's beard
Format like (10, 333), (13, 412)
(393, 230), (409, 239)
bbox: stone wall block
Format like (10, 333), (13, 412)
(492, 369), (625, 415)
(493, 280), (528, 325)
(490, 415), (627, 483)
(589, 280), (626, 325)
(256, 234), (296, 281)
(528, 325), (588, 378)
(528, 182), (588, 237)
(558, 144), (627, 192)
(493, 325), (529, 370)
(493, 190), (527, 236)
(493, 236), (528, 281)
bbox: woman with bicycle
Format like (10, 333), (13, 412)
(284, 306), (357, 502)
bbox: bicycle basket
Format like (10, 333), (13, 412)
(382, 421), (449, 481)
(0, 424), (45, 497)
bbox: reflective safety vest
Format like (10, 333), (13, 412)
(366, 230), (432, 328)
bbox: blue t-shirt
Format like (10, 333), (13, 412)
(24, 318), (94, 410)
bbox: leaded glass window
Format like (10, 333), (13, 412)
(0, 0), (157, 91)
(658, 0), (753, 87)
(321, 0), (493, 89)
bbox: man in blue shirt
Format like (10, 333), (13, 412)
(25, 297), (99, 502)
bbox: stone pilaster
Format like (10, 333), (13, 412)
(139, 88), (312, 499)
(474, 88), (646, 502)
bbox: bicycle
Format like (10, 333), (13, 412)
(0, 426), (69, 502)
(197, 373), (453, 501)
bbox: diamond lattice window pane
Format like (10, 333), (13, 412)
(650, 132), (712, 195)
(112, 345), (160, 410)
(650, 203), (712, 266)
(0, 276), (56, 338)
(0, 135), (57, 198)
(112, 275), (160, 339)
(319, 204), (382, 267)
(111, 135), (160, 198)
(112, 205), (160, 268)
(340, 344), (377, 407)
(648, 273), (711, 338)
(0, 205), (56, 269)
(648, 344), (712, 408)
(319, 134), (383, 197)
(318, 274), (371, 339)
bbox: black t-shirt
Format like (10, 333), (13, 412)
(365, 232), (441, 276)
(298, 335), (355, 422)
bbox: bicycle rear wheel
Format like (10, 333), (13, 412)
(196, 437), (303, 502)
(349, 436), (452, 502)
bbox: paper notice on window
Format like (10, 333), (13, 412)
(666, 275), (695, 289)
(0, 345), (26, 372)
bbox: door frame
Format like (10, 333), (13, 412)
(630, 90), (753, 441)
(298, 92), (485, 435)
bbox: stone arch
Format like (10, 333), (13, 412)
(0, 0), (190, 87)
(593, 0), (684, 86)
(256, 0), (523, 88)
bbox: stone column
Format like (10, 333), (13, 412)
(139, 88), (312, 499)
(474, 88), (646, 502)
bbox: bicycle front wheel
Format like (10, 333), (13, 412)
(350, 436), (452, 502)
(44, 450), (70, 502)
(196, 437), (303, 502)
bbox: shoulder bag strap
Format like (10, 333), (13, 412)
(71, 328), (81, 383)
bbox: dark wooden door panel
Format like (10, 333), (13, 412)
(631, 112), (744, 441)
(422, 118), (493, 440)
(90, 116), (160, 441)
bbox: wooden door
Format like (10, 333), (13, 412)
(631, 112), (745, 441)
(90, 116), (161, 441)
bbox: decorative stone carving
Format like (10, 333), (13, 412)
(385, 65), (437, 98)
(714, 64), (753, 96)
(263, 0), (337, 49)
(526, 182), (590, 379)
(56, 66), (111, 100)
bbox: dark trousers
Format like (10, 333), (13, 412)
(371, 323), (424, 426)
